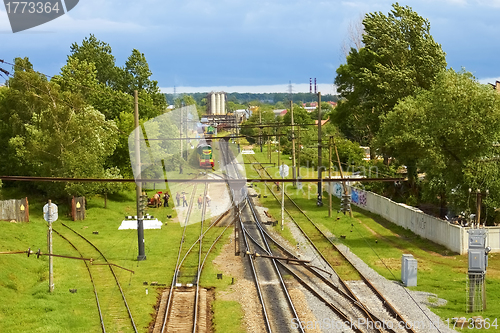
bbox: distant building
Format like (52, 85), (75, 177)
(302, 101), (336, 112)
(234, 109), (249, 123)
(206, 92), (227, 115)
(303, 102), (318, 108)
(314, 119), (329, 126)
(273, 109), (287, 117)
(489, 80), (500, 92)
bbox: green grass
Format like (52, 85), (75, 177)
(212, 300), (245, 332)
(0, 188), (240, 332)
(245, 147), (500, 332)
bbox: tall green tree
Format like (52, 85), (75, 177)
(334, 3), (446, 147)
(0, 57), (119, 197)
(377, 69), (500, 218)
(69, 34), (119, 88)
(283, 104), (311, 127)
(118, 49), (166, 112)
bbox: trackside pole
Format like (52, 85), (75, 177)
(135, 90), (146, 261)
(48, 200), (53, 292)
(281, 164), (285, 231)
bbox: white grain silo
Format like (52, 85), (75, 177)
(216, 93), (221, 115)
(220, 93), (226, 115)
(210, 93), (216, 115)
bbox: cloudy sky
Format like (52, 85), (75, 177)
(1, 0), (499, 94)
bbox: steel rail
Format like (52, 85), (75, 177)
(161, 182), (198, 333)
(244, 232), (366, 333)
(219, 139), (273, 333)
(221, 138), (303, 333)
(193, 181), (208, 333)
(57, 223), (138, 333)
(254, 206), (399, 333)
(246, 180), (398, 333)
(246, 195), (305, 333)
(52, 228), (107, 333)
(238, 208), (273, 333)
(250, 156), (417, 333)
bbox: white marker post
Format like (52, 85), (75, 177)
(279, 163), (289, 231)
(43, 200), (58, 292)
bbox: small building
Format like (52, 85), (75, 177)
(489, 80), (500, 92)
(273, 109), (287, 117)
(314, 119), (329, 126)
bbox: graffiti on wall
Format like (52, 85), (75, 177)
(351, 188), (367, 207)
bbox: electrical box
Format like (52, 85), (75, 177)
(468, 248), (486, 272)
(401, 254), (414, 285)
(468, 229), (486, 249)
(402, 257), (417, 287)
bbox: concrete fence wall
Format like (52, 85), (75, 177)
(326, 181), (499, 255)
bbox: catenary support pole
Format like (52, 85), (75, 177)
(291, 101), (296, 187)
(333, 138), (353, 218)
(317, 92), (323, 206)
(281, 162), (285, 231)
(135, 90), (146, 261)
(329, 137), (332, 218)
(259, 109), (263, 152)
(48, 200), (53, 292)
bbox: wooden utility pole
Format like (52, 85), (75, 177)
(281, 162), (285, 231)
(329, 137), (332, 217)
(278, 122), (281, 168)
(259, 109), (263, 152)
(297, 127), (301, 180)
(317, 92), (323, 206)
(134, 90), (146, 261)
(476, 189), (482, 227)
(179, 104), (183, 160)
(333, 137), (353, 218)
(291, 101), (297, 186)
(268, 128), (272, 163)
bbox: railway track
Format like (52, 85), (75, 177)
(247, 155), (425, 333)
(220, 138), (304, 333)
(53, 224), (137, 333)
(154, 176), (233, 333)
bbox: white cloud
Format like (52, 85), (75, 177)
(34, 14), (147, 33)
(161, 83), (337, 94)
(478, 77), (500, 85)
(0, 5), (146, 33)
(476, 0), (500, 7)
(0, 9), (12, 32)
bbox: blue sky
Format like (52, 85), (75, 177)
(1, 0), (499, 93)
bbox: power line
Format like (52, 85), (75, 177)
(0, 175), (405, 183)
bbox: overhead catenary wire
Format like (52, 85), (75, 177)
(0, 175), (406, 183)
(0, 58), (166, 121)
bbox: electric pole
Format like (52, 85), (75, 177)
(179, 103), (183, 160)
(278, 122), (281, 168)
(317, 92), (323, 207)
(259, 109), (263, 153)
(134, 90), (146, 261)
(329, 136), (332, 217)
(48, 200), (53, 292)
(291, 101), (297, 186)
(297, 126), (301, 180)
(333, 137), (353, 217)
